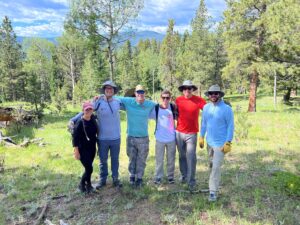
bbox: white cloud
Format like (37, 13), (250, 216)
(14, 21), (63, 37)
(49, 0), (70, 7)
(0, 0), (226, 37)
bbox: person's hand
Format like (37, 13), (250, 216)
(199, 137), (205, 148)
(222, 142), (232, 154)
(93, 94), (106, 101)
(74, 147), (80, 160)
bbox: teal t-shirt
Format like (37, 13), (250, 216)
(116, 97), (156, 137)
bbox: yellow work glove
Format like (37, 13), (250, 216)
(199, 137), (204, 149)
(222, 142), (232, 154)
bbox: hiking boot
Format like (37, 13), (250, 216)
(188, 184), (197, 193)
(86, 183), (95, 193)
(113, 179), (123, 188)
(180, 176), (186, 184)
(208, 192), (217, 202)
(95, 181), (106, 190)
(168, 178), (175, 184)
(135, 178), (143, 188)
(78, 183), (86, 193)
(154, 178), (161, 185)
(129, 177), (135, 186)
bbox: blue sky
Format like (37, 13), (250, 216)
(0, 0), (226, 37)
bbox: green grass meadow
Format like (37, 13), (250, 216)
(0, 96), (299, 225)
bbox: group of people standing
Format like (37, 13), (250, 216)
(71, 80), (234, 202)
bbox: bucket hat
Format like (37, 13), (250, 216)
(178, 80), (198, 92)
(204, 84), (225, 97)
(101, 80), (118, 93)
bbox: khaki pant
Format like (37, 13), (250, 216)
(207, 145), (224, 192)
(155, 140), (176, 180)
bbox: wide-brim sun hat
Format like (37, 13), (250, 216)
(204, 84), (225, 97)
(178, 80), (198, 92)
(101, 80), (118, 93)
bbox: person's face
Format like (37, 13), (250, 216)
(182, 86), (193, 98)
(161, 94), (171, 106)
(135, 90), (145, 103)
(104, 86), (114, 97)
(208, 92), (220, 103)
(83, 108), (93, 117)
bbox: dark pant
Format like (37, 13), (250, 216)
(98, 138), (121, 182)
(79, 145), (96, 185)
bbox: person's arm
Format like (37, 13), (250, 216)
(225, 107), (234, 142)
(199, 97), (207, 110)
(200, 106), (207, 138)
(149, 106), (156, 120)
(72, 120), (82, 160)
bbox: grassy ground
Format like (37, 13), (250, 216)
(0, 96), (299, 225)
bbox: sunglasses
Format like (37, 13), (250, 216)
(136, 90), (145, 94)
(182, 87), (193, 91)
(161, 96), (170, 100)
(208, 92), (220, 96)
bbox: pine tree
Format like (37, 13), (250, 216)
(0, 16), (23, 101)
(223, 0), (270, 112)
(159, 19), (181, 94)
(116, 40), (137, 94)
(187, 0), (214, 95)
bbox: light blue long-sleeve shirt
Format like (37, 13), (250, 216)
(71, 98), (124, 140)
(200, 100), (234, 147)
(115, 96), (156, 137)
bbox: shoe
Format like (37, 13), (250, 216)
(78, 183), (86, 193)
(95, 181), (106, 190)
(86, 183), (95, 193)
(129, 177), (135, 186)
(208, 192), (217, 202)
(189, 184), (197, 192)
(113, 179), (123, 188)
(154, 178), (161, 185)
(135, 178), (143, 188)
(168, 178), (175, 184)
(180, 176), (186, 184)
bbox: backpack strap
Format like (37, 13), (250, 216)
(170, 103), (176, 120)
(94, 99), (101, 111)
(154, 104), (159, 134)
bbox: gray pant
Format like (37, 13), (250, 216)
(126, 136), (149, 179)
(207, 145), (224, 192)
(176, 132), (197, 186)
(155, 140), (176, 180)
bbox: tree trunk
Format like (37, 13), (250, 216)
(108, 44), (114, 81)
(248, 69), (258, 112)
(70, 53), (75, 106)
(274, 70), (277, 108)
(283, 87), (291, 102)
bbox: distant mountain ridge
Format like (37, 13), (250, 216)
(16, 31), (165, 46)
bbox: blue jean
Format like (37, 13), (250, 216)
(98, 138), (121, 182)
